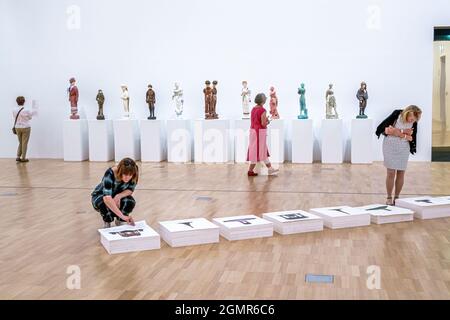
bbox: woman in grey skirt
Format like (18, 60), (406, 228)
(376, 105), (422, 205)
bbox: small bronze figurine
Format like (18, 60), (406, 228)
(356, 82), (368, 119)
(146, 84), (156, 120)
(96, 89), (105, 120)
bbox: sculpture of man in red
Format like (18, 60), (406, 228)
(68, 77), (79, 119)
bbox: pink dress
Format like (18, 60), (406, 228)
(247, 105), (270, 162)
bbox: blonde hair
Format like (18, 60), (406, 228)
(401, 105), (422, 123)
(114, 158), (139, 184)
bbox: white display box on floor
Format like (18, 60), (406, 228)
(167, 119), (192, 163)
(310, 206), (370, 229)
(88, 120), (114, 162)
(354, 204), (414, 224)
(63, 119), (89, 161)
(98, 220), (160, 254)
(351, 119), (373, 164)
(292, 119), (313, 163)
(263, 210), (323, 235)
(321, 119), (343, 164)
(267, 119), (285, 163)
(158, 218), (219, 247)
(194, 119), (231, 163)
(113, 119), (141, 161)
(395, 196), (450, 219)
(140, 120), (166, 162)
(212, 215), (273, 241)
(234, 119), (250, 163)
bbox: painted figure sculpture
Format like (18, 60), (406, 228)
(68, 77), (79, 120)
(356, 82), (368, 119)
(325, 84), (338, 119)
(298, 83), (308, 119)
(269, 86), (280, 119)
(96, 89), (105, 120)
(241, 81), (251, 119)
(146, 84), (156, 120)
(120, 85), (130, 118)
(172, 82), (184, 118)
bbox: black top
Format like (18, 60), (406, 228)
(91, 168), (136, 198)
(375, 109), (418, 154)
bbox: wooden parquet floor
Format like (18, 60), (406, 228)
(0, 160), (449, 299)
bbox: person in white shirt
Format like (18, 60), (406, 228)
(12, 96), (38, 162)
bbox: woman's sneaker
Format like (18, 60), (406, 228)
(247, 171), (258, 176)
(268, 167), (279, 175)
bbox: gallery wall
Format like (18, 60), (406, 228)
(1, 0), (450, 161)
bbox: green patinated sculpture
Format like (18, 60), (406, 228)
(297, 83), (308, 119)
(96, 90), (105, 120)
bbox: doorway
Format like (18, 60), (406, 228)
(432, 27), (450, 161)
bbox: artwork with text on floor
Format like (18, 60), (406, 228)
(310, 206), (370, 229)
(354, 204), (414, 224)
(98, 220), (160, 254)
(212, 215), (273, 241)
(395, 196), (450, 219)
(158, 218), (219, 247)
(263, 210), (323, 235)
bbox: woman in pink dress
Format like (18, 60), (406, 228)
(247, 93), (279, 176)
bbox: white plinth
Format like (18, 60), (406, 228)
(321, 119), (343, 164)
(63, 119), (89, 161)
(113, 119), (141, 161)
(351, 119), (373, 164)
(267, 119), (285, 163)
(167, 119), (192, 163)
(234, 119), (250, 163)
(292, 119), (313, 163)
(194, 119), (231, 163)
(88, 120), (114, 162)
(140, 120), (166, 162)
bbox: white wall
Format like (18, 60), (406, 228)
(1, 0), (449, 161)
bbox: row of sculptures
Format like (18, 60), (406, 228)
(67, 78), (369, 121)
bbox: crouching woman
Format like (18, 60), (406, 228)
(91, 158), (139, 228)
